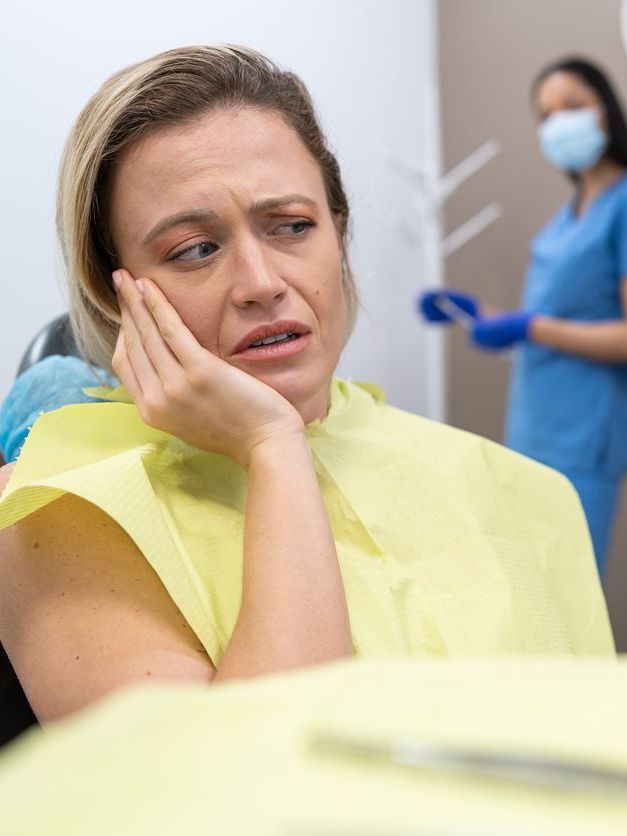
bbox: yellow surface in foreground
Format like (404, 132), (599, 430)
(1, 657), (627, 835)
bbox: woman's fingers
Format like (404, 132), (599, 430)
(114, 270), (180, 382)
(112, 328), (142, 402)
(139, 278), (209, 370)
(116, 290), (162, 399)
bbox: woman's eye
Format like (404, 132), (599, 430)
(276, 220), (314, 236)
(169, 241), (218, 262)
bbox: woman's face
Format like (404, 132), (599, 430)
(108, 107), (348, 423)
(535, 71), (606, 129)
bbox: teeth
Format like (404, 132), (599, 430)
(250, 332), (296, 347)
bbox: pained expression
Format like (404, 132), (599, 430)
(535, 71), (606, 129)
(108, 107), (348, 420)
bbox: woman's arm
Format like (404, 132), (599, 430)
(0, 464), (215, 722)
(110, 270), (352, 677)
(529, 278), (627, 363)
(215, 433), (351, 681)
(0, 430), (350, 719)
(0, 270), (352, 719)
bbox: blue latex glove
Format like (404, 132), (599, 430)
(470, 312), (534, 351)
(418, 289), (479, 324)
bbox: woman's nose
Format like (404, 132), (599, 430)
(229, 241), (288, 309)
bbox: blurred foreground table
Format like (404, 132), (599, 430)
(1, 657), (626, 835)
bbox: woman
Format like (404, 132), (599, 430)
(0, 46), (613, 726)
(421, 58), (627, 576)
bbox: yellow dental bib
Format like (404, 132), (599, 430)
(0, 379), (614, 662)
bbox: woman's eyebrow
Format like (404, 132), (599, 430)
(143, 210), (218, 245)
(143, 195), (318, 245)
(249, 194), (318, 214)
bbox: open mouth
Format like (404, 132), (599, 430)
(248, 332), (300, 348)
(232, 322), (312, 362)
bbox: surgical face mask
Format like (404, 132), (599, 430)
(537, 107), (608, 172)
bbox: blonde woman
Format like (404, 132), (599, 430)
(0, 45), (613, 731)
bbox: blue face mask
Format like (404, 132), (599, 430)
(537, 108), (608, 172)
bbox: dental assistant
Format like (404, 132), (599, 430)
(421, 58), (627, 575)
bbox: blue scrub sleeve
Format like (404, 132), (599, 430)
(0, 355), (117, 462)
(615, 199), (627, 279)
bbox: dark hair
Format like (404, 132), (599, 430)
(532, 57), (627, 173)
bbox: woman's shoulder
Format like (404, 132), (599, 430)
(0, 478), (214, 721)
(0, 395), (175, 551)
(610, 170), (627, 196)
(598, 171), (627, 216)
(607, 172), (627, 223)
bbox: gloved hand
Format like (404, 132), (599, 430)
(470, 312), (534, 350)
(418, 289), (479, 323)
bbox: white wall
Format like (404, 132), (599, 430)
(0, 0), (442, 418)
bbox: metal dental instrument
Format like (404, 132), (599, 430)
(433, 294), (476, 331)
(311, 731), (627, 798)
(433, 293), (515, 362)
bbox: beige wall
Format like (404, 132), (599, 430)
(439, 0), (627, 648)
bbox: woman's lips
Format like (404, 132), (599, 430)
(231, 332), (312, 362)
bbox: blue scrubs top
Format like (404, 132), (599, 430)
(505, 174), (627, 476)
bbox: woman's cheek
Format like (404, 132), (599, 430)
(159, 290), (215, 350)
(186, 310), (222, 354)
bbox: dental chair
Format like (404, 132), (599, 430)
(17, 313), (78, 376)
(1, 314), (79, 747)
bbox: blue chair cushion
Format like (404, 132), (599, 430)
(0, 355), (117, 462)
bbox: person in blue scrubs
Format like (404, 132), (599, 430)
(420, 58), (627, 576)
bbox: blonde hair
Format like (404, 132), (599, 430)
(56, 44), (357, 371)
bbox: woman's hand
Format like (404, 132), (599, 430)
(112, 269), (304, 467)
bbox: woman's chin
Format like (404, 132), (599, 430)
(256, 369), (331, 422)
